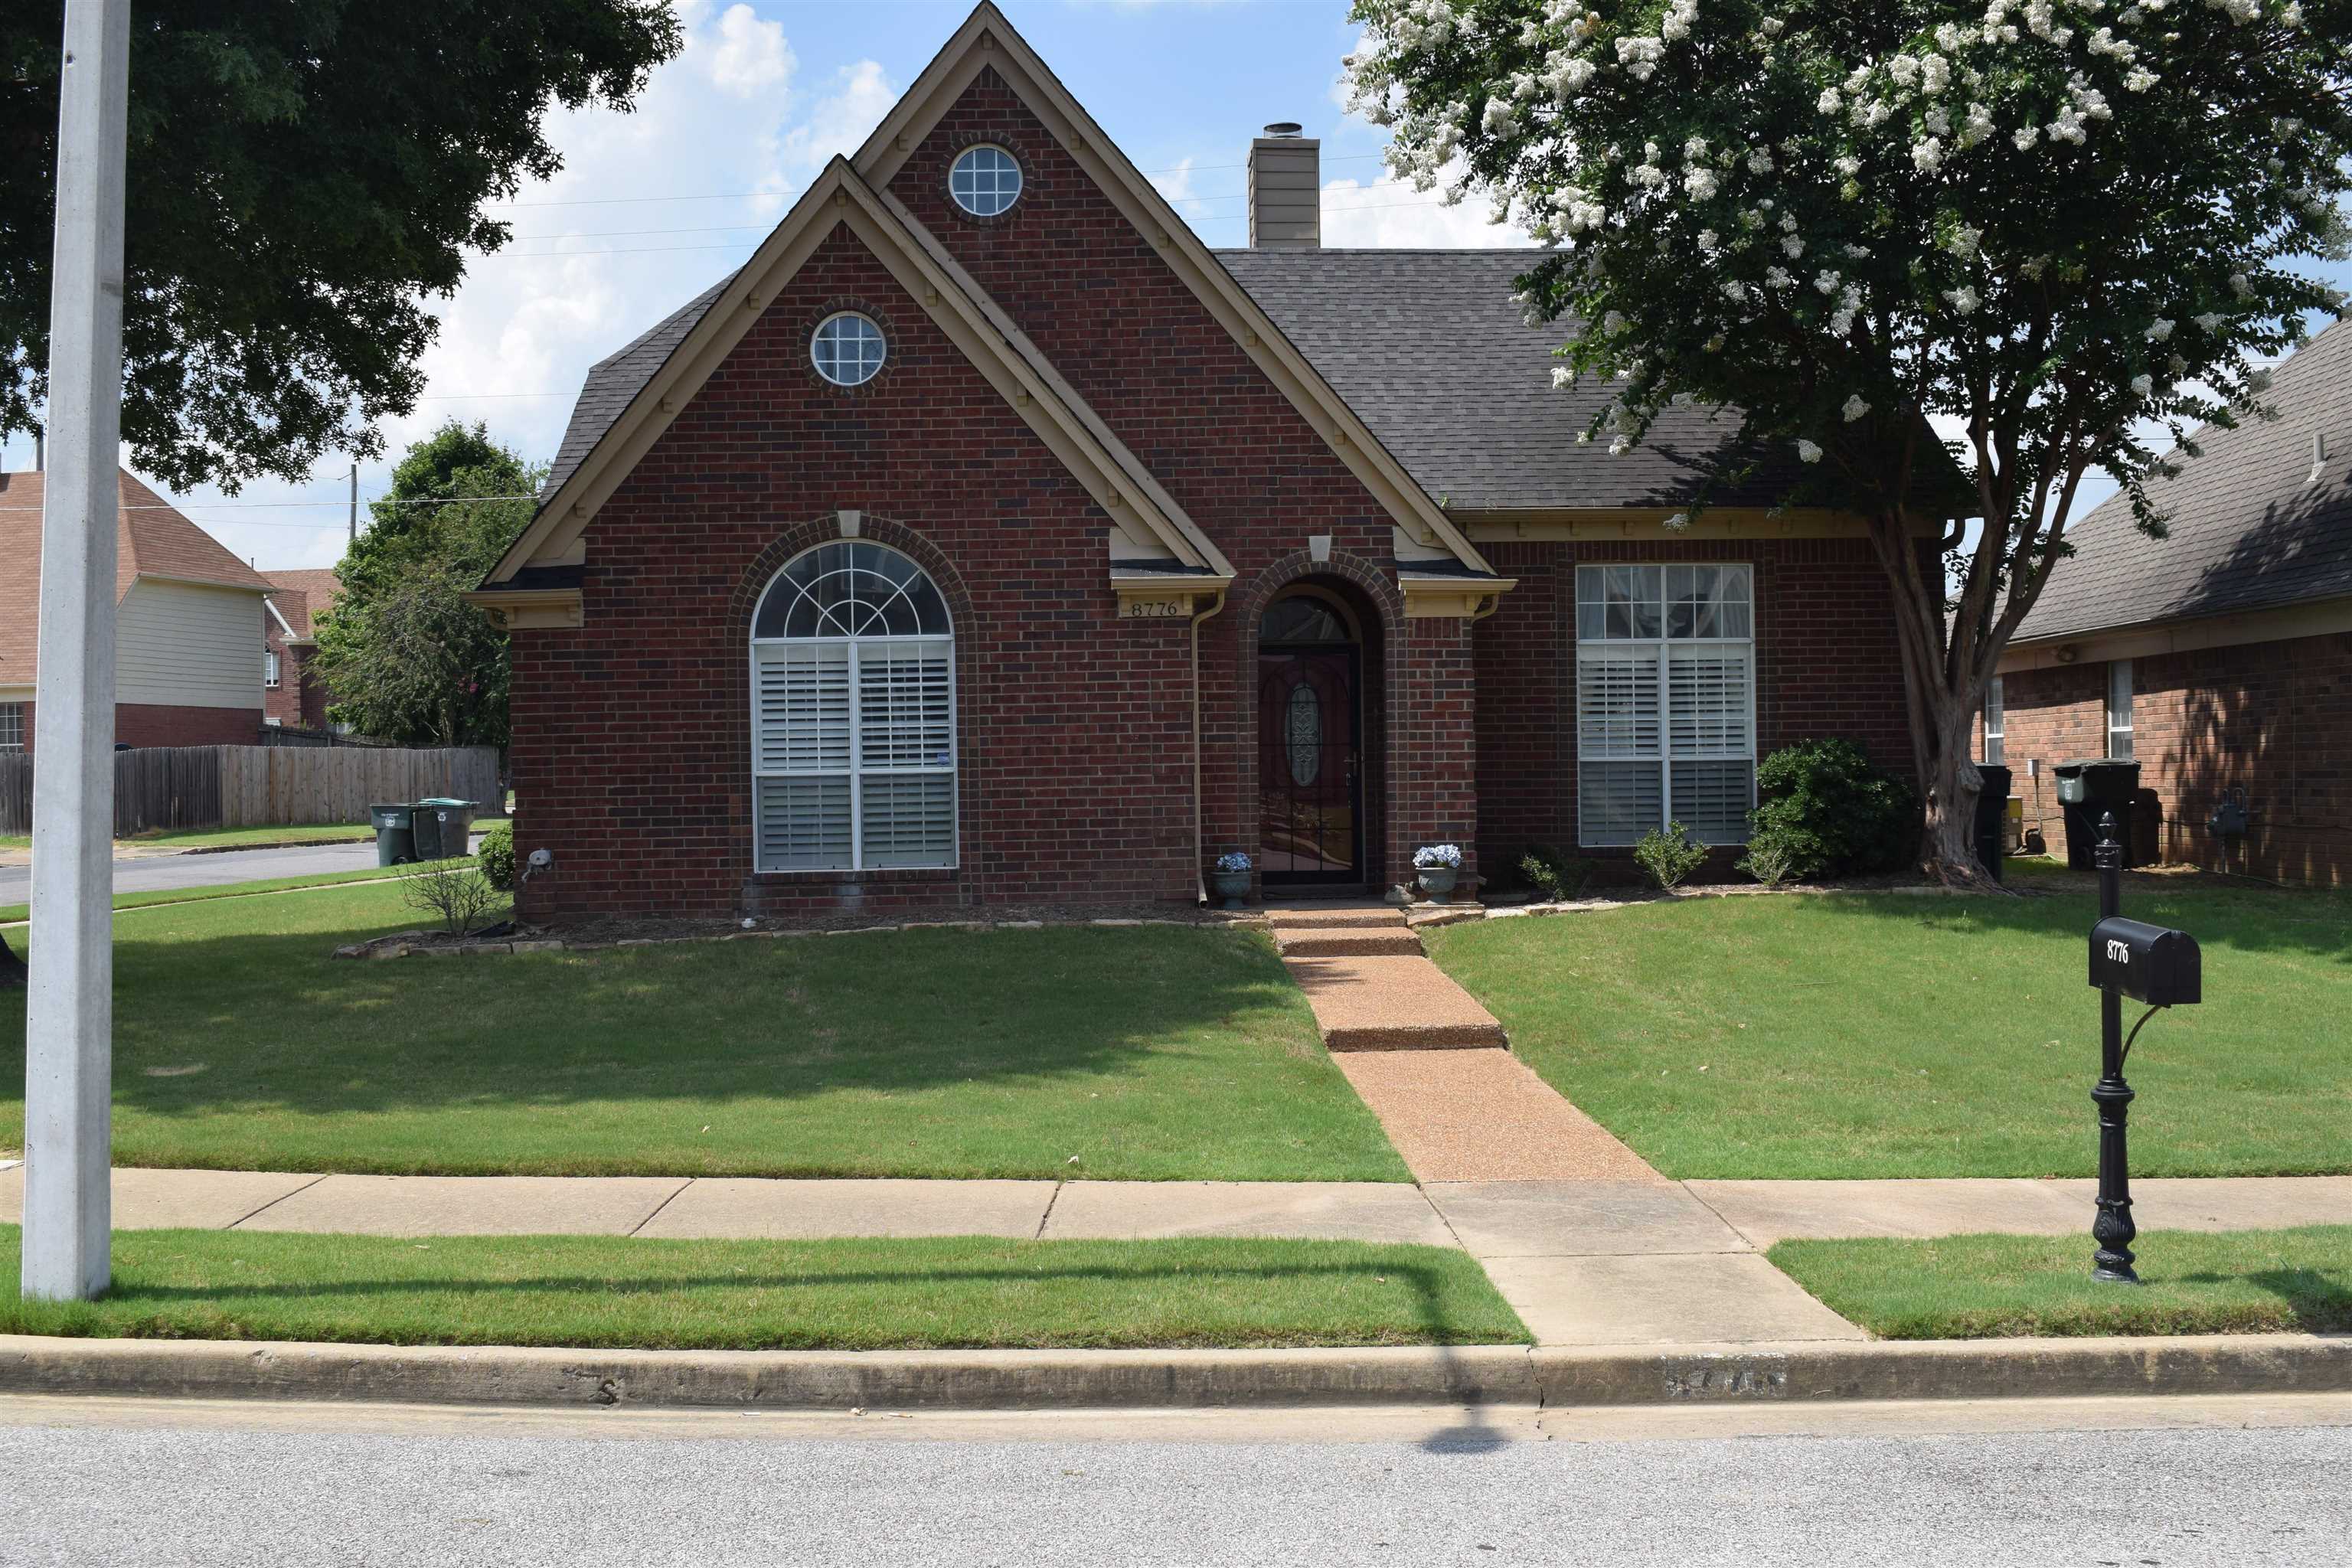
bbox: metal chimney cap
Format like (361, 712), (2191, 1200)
(1263, 122), (1304, 138)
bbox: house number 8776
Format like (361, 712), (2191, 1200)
(1122, 599), (1191, 619)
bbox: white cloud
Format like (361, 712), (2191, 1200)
(1319, 172), (1534, 249)
(1150, 156), (1207, 220)
(770, 60), (897, 177)
(707, 3), (794, 97)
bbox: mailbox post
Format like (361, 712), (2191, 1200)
(2083, 812), (2203, 1284)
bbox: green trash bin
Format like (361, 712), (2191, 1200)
(368, 803), (416, 867)
(410, 798), (477, 861)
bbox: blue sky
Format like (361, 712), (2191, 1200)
(2, 0), (1524, 573)
(5, 0), (2342, 568)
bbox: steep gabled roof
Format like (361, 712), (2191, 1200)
(486, 156), (1234, 590)
(0, 469), (272, 691)
(263, 567), (345, 639)
(2012, 318), (2352, 644)
(1217, 250), (1810, 512)
(541, 275), (731, 504)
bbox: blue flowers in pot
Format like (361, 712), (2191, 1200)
(1211, 851), (1253, 910)
(1413, 843), (1463, 903)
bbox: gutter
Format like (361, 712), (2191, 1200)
(1189, 588), (1228, 904)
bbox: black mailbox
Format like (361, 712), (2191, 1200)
(2088, 917), (2202, 1007)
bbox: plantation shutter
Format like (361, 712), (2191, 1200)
(750, 544), (957, 873)
(1575, 564), (1755, 847)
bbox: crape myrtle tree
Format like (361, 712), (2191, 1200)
(0, 1), (679, 492)
(1344, 0), (2352, 880)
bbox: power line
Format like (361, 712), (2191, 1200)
(480, 152), (1390, 208)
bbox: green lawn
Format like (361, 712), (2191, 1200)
(123, 822), (377, 851)
(0, 880), (1407, 1182)
(1771, 1226), (2352, 1339)
(1, 864), (426, 927)
(1426, 870), (2352, 1179)
(0, 1227), (1524, 1350)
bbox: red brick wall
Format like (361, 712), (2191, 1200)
(1474, 536), (1911, 877)
(264, 617), (330, 730)
(1994, 631), (2352, 884)
(507, 70), (1486, 920)
(114, 704), (262, 749)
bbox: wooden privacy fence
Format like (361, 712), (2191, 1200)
(0, 745), (500, 836)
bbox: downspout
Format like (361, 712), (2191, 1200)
(1190, 588), (1229, 904)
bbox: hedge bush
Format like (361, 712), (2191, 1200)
(1748, 738), (1917, 880)
(478, 819), (516, 892)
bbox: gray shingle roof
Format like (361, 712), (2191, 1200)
(542, 272), (735, 501)
(1214, 248), (1802, 511)
(541, 248), (1802, 514)
(2011, 317), (2352, 644)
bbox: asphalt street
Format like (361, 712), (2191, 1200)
(1, 1394), (2345, 1566)
(0, 836), (479, 906)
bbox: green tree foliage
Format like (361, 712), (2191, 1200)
(311, 423), (540, 746)
(0, 2), (678, 492)
(1345, 0), (2352, 877)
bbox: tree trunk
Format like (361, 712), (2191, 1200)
(1870, 518), (1998, 889)
(0, 929), (24, 988)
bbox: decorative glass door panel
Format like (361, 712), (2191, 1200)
(1257, 647), (1360, 882)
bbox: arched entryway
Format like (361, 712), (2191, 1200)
(1256, 583), (1375, 888)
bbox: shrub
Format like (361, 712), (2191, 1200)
(1749, 739), (1919, 880)
(402, 860), (503, 937)
(1519, 844), (1595, 900)
(1633, 822), (1708, 890)
(478, 820), (516, 891)
(1736, 826), (1805, 887)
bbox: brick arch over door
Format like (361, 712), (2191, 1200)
(1232, 551), (1403, 892)
(725, 512), (984, 908)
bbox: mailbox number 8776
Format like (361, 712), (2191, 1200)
(2105, 939), (2131, 964)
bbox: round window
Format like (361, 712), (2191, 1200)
(811, 312), (886, 387)
(949, 145), (1023, 217)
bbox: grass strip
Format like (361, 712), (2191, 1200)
(122, 824), (378, 851)
(1, 863), (465, 926)
(0, 1227), (1527, 1351)
(1769, 1225), (2352, 1339)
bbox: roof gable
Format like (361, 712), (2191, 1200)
(848, 2), (1493, 577)
(2012, 318), (2352, 644)
(487, 156), (1234, 589)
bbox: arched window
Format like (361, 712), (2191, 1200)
(750, 541), (955, 872)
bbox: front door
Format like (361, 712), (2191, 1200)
(1257, 644), (1361, 884)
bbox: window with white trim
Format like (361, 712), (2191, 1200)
(750, 541), (956, 873)
(1576, 564), (1755, 846)
(1982, 676), (2004, 766)
(265, 650), (281, 688)
(810, 312), (886, 387)
(2105, 659), (2134, 760)
(0, 702), (22, 753)
(949, 145), (1022, 216)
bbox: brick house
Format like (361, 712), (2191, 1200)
(0, 469), (274, 754)
(472, 3), (1922, 921)
(1984, 318), (2352, 885)
(260, 569), (343, 730)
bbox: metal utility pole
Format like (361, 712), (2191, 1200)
(24, 0), (132, 1302)
(348, 462), (358, 544)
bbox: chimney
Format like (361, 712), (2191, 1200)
(1248, 122), (1319, 250)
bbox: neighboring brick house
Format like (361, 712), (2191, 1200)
(260, 569), (343, 730)
(0, 469), (274, 753)
(470, 3), (1925, 921)
(1985, 318), (2352, 884)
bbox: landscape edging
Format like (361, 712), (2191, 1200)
(2, 1331), (2344, 1412)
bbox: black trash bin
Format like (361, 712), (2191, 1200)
(1973, 765), (2013, 882)
(410, 798), (477, 861)
(2053, 760), (2143, 869)
(368, 803), (416, 867)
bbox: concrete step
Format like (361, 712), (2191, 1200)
(1271, 928), (1426, 958)
(1261, 906), (1408, 929)
(1282, 953), (1508, 1051)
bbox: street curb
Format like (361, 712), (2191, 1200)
(1, 1332), (2344, 1412)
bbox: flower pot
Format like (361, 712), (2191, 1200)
(1416, 867), (1459, 902)
(1210, 870), (1252, 910)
